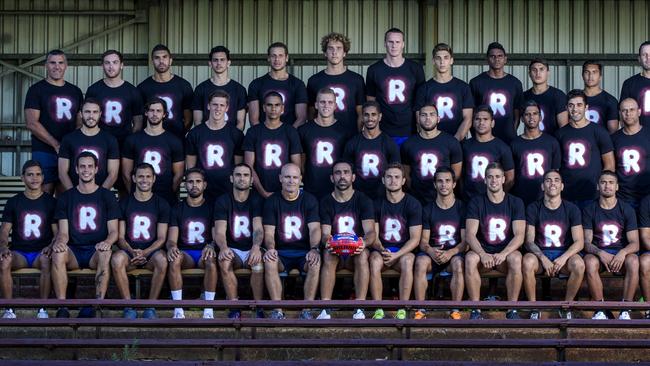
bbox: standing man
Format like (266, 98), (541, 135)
(138, 44), (194, 140)
(620, 41), (650, 126)
(0, 161), (57, 319)
(122, 98), (185, 206)
(366, 28), (425, 144)
(582, 61), (619, 133)
(25, 49), (84, 194)
(523, 58), (567, 135)
(58, 98), (120, 190)
(307, 33), (365, 138)
(248, 42), (308, 127)
(415, 43), (474, 140)
(469, 42), (524, 144)
(192, 46), (247, 130)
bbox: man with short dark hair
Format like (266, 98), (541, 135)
(582, 61), (619, 133)
(523, 58), (568, 135)
(620, 41), (650, 126)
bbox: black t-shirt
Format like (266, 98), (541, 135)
(555, 122), (614, 201)
(638, 194), (650, 228)
(466, 194), (525, 253)
(319, 191), (374, 237)
(213, 191), (263, 251)
(24, 80), (84, 154)
(469, 72), (524, 143)
(365, 59), (425, 137)
(582, 200), (637, 250)
(461, 137), (514, 199)
(1, 192), (56, 252)
(510, 133), (562, 205)
(58, 129), (120, 187)
(137, 75), (194, 140)
(526, 200), (581, 251)
(415, 77), (474, 136)
(307, 70), (365, 138)
(85, 80), (144, 140)
(171, 199), (214, 250)
(400, 132), (462, 203)
(185, 123), (244, 199)
(298, 120), (348, 200)
(191, 79), (247, 126)
(122, 130), (184, 203)
(612, 127), (650, 201)
(374, 194), (422, 249)
(343, 133), (401, 200)
(523, 86), (566, 135)
(54, 187), (120, 250)
(262, 191), (320, 251)
(247, 73), (308, 125)
(422, 199), (465, 250)
(119, 194), (171, 250)
(620, 74), (650, 126)
(585, 91), (619, 129)
(242, 122), (302, 194)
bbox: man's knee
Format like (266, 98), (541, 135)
(522, 253), (538, 272)
(568, 255), (585, 273)
(625, 254), (639, 271)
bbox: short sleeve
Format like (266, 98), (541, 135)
(449, 138), (463, 164)
(1, 196), (16, 224)
(511, 196), (525, 221)
(213, 194), (229, 221)
(500, 143), (515, 171)
(365, 66), (377, 98)
(58, 136), (73, 159)
(242, 126), (257, 152)
(191, 85), (203, 111)
(232, 128), (244, 156)
(158, 198), (171, 224)
(525, 202), (538, 226)
(422, 203), (432, 230)
(386, 137), (401, 163)
(247, 78), (261, 103)
(54, 192), (69, 221)
(104, 190), (121, 220)
(184, 130), (199, 156)
(581, 204), (595, 230)
(107, 135), (120, 159)
(293, 78), (308, 104)
(359, 193), (374, 221)
(24, 84), (41, 110)
(550, 137), (562, 169)
(304, 193), (320, 224)
(122, 135), (136, 160)
(182, 80), (194, 110)
(235, 84), (248, 111)
(595, 127), (614, 154)
(287, 126), (303, 155)
(606, 95), (619, 122)
(251, 193), (263, 218)
(319, 197), (334, 226)
(461, 82), (475, 109)
(406, 197), (422, 226)
(170, 135), (184, 163)
(262, 195), (278, 226)
(567, 202), (582, 227)
(623, 203), (638, 232)
(639, 196), (650, 228)
(170, 203), (182, 227)
(466, 196), (480, 220)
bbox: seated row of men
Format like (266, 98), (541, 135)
(1, 152), (649, 321)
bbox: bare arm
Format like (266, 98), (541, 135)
(248, 100), (260, 126)
(293, 103), (308, 128)
(513, 109), (521, 133)
(57, 157), (74, 191)
(601, 151), (615, 172)
(185, 155), (197, 169)
(290, 153), (301, 169)
(360, 219), (376, 250)
(103, 219), (119, 246)
(563, 225), (585, 258)
(25, 109), (61, 153)
(0, 222), (12, 250)
(171, 161), (185, 193)
(102, 159), (120, 189)
(393, 225), (422, 259)
(355, 105), (363, 132)
(308, 222), (321, 249)
(451, 162), (462, 182)
(263, 225), (276, 250)
(213, 220), (229, 251)
(183, 109), (192, 132)
(465, 218), (486, 255)
(235, 109), (246, 131)
(144, 222), (168, 256)
(583, 229), (601, 255)
(556, 111), (569, 129)
(620, 230), (640, 255)
(166, 226), (179, 250)
(121, 158), (134, 193)
(116, 220), (133, 252)
(606, 119), (620, 134)
(504, 169), (515, 192)
(192, 110), (203, 127)
(455, 108), (473, 141)
(252, 217), (264, 247)
(641, 227), (650, 251)
(499, 219), (525, 256)
(132, 115), (143, 133)
(524, 224), (545, 258)
(245, 151), (271, 198)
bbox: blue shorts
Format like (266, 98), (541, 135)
(182, 249), (203, 265)
(126, 249), (159, 266)
(70, 247), (96, 268)
(14, 250), (41, 267)
(542, 249), (566, 261)
(391, 136), (409, 147)
(32, 151), (59, 184)
(278, 249), (307, 272)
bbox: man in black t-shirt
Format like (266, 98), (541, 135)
(465, 162), (525, 320)
(523, 58), (567, 135)
(166, 168), (217, 319)
(111, 163), (170, 319)
(137, 44), (193, 140)
(307, 33), (365, 138)
(582, 61), (620, 133)
(638, 194), (650, 318)
(25, 49), (84, 194)
(122, 98), (185, 206)
(369, 163), (422, 320)
(0, 161), (56, 319)
(192, 46), (247, 130)
(620, 41), (650, 126)
(583, 171), (639, 320)
(51, 152), (120, 317)
(522, 170), (584, 319)
(58, 98), (120, 190)
(366, 28), (425, 143)
(248, 42), (308, 127)
(263, 163), (321, 320)
(214, 164), (265, 316)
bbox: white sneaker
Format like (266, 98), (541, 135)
(2, 309), (16, 319)
(202, 308), (214, 319)
(353, 309), (366, 320)
(592, 311), (607, 320)
(37, 308), (48, 319)
(173, 308), (185, 319)
(619, 310), (631, 320)
(316, 309), (331, 320)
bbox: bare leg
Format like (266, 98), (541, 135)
(465, 251), (482, 301)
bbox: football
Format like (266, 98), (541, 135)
(328, 233), (363, 256)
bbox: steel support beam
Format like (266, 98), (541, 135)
(0, 60), (41, 81)
(0, 10), (137, 16)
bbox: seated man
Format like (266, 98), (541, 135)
(0, 160), (57, 319)
(214, 163), (265, 319)
(111, 163), (170, 319)
(263, 163), (321, 320)
(465, 162), (525, 320)
(51, 151), (120, 318)
(583, 170), (639, 320)
(166, 168), (217, 319)
(414, 166), (466, 320)
(370, 163), (422, 320)
(522, 169), (584, 320)
(319, 160), (376, 320)
(638, 194), (650, 319)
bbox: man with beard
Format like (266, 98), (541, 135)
(186, 90), (244, 202)
(137, 44), (193, 140)
(523, 58), (568, 135)
(583, 171), (639, 320)
(111, 163), (170, 319)
(51, 152), (120, 318)
(214, 164), (265, 319)
(166, 168), (217, 319)
(510, 101), (561, 206)
(25, 49), (84, 194)
(343, 102), (400, 200)
(620, 41), (650, 126)
(122, 98), (185, 206)
(318, 160), (376, 320)
(401, 103), (462, 204)
(248, 42), (308, 128)
(192, 46), (247, 130)
(582, 61), (619, 133)
(58, 98), (120, 190)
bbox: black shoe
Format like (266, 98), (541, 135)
(56, 307), (70, 318)
(77, 306), (96, 318)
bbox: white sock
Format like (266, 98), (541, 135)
(171, 290), (183, 313)
(203, 308), (213, 317)
(204, 291), (216, 301)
